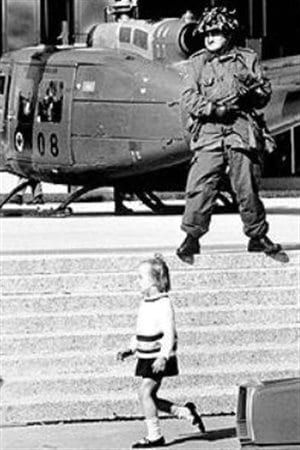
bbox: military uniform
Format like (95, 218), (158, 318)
(13, 177), (44, 205)
(180, 46), (271, 240)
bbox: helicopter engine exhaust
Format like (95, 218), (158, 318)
(154, 19), (203, 57)
(177, 22), (203, 56)
(40, 0), (75, 46)
(88, 17), (203, 60)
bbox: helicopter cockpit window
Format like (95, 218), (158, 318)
(133, 29), (148, 50)
(0, 76), (5, 95)
(120, 27), (131, 43)
(17, 92), (34, 123)
(37, 80), (64, 123)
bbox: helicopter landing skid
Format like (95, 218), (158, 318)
(0, 184), (97, 217)
(33, 206), (73, 217)
(134, 190), (167, 213)
(133, 189), (238, 215)
(37, 184), (101, 217)
(0, 180), (32, 209)
(0, 206), (73, 218)
(28, 184), (100, 217)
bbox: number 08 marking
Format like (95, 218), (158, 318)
(50, 133), (59, 157)
(37, 132), (59, 157)
(37, 132), (45, 155)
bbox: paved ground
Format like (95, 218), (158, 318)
(2, 416), (299, 450)
(1, 416), (241, 450)
(1, 198), (299, 254)
(1, 197), (299, 450)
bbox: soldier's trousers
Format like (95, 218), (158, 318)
(181, 146), (269, 239)
(18, 177), (43, 200)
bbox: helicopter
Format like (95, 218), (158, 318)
(0, 0), (299, 215)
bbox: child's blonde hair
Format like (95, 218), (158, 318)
(142, 253), (171, 292)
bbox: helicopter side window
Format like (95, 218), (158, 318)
(120, 27), (132, 43)
(0, 76), (5, 95)
(17, 92), (34, 123)
(0, 75), (6, 131)
(0, 73), (11, 133)
(133, 29), (148, 50)
(38, 80), (64, 123)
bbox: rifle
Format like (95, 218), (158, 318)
(216, 78), (267, 108)
(191, 78), (269, 142)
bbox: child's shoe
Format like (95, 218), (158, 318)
(185, 402), (206, 433)
(131, 436), (165, 448)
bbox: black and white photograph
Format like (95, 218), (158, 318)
(0, 0), (299, 449)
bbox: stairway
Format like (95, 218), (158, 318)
(1, 251), (299, 425)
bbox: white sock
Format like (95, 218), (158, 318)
(171, 405), (192, 421)
(145, 417), (162, 441)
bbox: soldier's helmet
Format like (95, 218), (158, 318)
(198, 6), (239, 34)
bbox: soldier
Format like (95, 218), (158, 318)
(12, 177), (44, 205)
(177, 6), (281, 263)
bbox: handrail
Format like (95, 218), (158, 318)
(269, 114), (300, 135)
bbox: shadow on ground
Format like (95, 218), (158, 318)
(165, 427), (237, 447)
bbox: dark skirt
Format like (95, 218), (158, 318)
(135, 356), (179, 379)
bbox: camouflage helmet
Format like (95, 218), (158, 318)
(198, 6), (239, 34)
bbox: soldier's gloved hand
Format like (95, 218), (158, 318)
(253, 84), (271, 104)
(239, 79), (271, 109)
(235, 74), (261, 101)
(211, 103), (238, 120)
(237, 85), (250, 99)
(214, 105), (228, 119)
(236, 73), (259, 89)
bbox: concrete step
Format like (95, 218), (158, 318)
(2, 323), (299, 356)
(1, 250), (299, 425)
(1, 386), (238, 424)
(2, 344), (298, 378)
(3, 363), (299, 402)
(1, 305), (298, 335)
(1, 266), (298, 294)
(1, 286), (298, 315)
(1, 366), (299, 425)
(1, 251), (299, 275)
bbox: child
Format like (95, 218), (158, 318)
(117, 254), (205, 448)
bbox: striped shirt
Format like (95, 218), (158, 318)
(130, 293), (177, 359)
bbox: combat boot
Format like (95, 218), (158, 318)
(176, 234), (200, 263)
(248, 236), (281, 254)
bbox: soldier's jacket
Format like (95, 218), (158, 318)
(180, 46), (271, 151)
